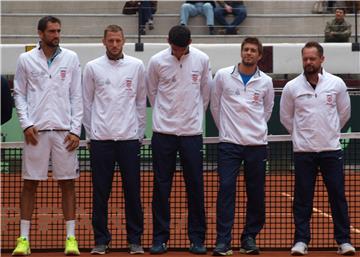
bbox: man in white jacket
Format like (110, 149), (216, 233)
(146, 25), (211, 254)
(280, 41), (355, 256)
(210, 37), (274, 256)
(82, 25), (146, 255)
(13, 16), (82, 256)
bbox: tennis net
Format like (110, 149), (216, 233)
(1, 133), (360, 250)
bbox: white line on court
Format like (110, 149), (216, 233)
(281, 192), (360, 234)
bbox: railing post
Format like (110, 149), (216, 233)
(352, 1), (359, 51)
(135, 1), (144, 52)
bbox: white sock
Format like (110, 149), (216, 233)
(20, 220), (30, 240)
(66, 220), (75, 238)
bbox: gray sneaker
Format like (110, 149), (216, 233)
(91, 244), (109, 255)
(129, 244), (144, 254)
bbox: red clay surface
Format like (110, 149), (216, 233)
(2, 172), (360, 250)
(2, 250), (360, 257)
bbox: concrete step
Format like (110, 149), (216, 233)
(1, 34), (327, 44)
(2, 13), (359, 44)
(2, 1), (314, 15)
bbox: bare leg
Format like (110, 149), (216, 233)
(58, 179), (76, 220)
(20, 180), (39, 220)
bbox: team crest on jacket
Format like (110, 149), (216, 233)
(326, 94), (333, 105)
(125, 78), (132, 90)
(253, 92), (260, 103)
(60, 69), (66, 80)
(191, 72), (199, 84)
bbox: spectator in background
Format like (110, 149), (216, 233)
(214, 1), (247, 35)
(180, 1), (216, 35)
(344, 1), (360, 13)
(325, 7), (351, 42)
(122, 1), (157, 35)
(327, 1), (337, 13)
(280, 41), (355, 256)
(1, 76), (13, 125)
(138, 1), (157, 34)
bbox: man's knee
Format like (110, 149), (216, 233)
(58, 179), (75, 190)
(203, 2), (213, 11)
(22, 180), (39, 193)
(181, 3), (192, 12)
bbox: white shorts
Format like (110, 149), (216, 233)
(22, 131), (80, 180)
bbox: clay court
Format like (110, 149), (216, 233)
(2, 136), (360, 255)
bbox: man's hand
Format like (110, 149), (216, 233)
(225, 4), (233, 13)
(24, 126), (38, 145)
(64, 133), (80, 152)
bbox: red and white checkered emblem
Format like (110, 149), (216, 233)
(327, 95), (333, 104)
(126, 79), (132, 89)
(192, 74), (198, 83)
(60, 70), (66, 80)
(253, 93), (260, 102)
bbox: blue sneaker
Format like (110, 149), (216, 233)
(150, 243), (167, 254)
(213, 243), (233, 256)
(240, 237), (259, 255)
(189, 243), (207, 254)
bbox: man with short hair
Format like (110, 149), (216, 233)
(211, 37), (274, 256)
(324, 7), (351, 42)
(13, 15), (82, 256)
(280, 41), (355, 256)
(146, 25), (211, 255)
(82, 25), (146, 255)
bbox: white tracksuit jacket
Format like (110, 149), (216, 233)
(82, 54), (146, 141)
(146, 46), (211, 136)
(210, 65), (274, 145)
(13, 45), (83, 136)
(280, 69), (351, 152)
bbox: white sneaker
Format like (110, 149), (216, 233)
(291, 242), (308, 256)
(337, 243), (355, 256)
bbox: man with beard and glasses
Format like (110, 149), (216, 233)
(82, 25), (146, 255)
(210, 37), (274, 256)
(280, 41), (355, 256)
(12, 16), (82, 256)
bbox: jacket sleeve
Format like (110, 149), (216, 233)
(279, 84), (294, 134)
(82, 63), (95, 140)
(136, 62), (147, 140)
(324, 21), (331, 38)
(201, 57), (211, 111)
(264, 77), (275, 122)
(69, 55), (83, 137)
(333, 23), (351, 41)
(146, 57), (159, 107)
(337, 80), (351, 129)
(13, 55), (34, 130)
(210, 71), (223, 129)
